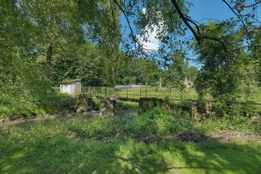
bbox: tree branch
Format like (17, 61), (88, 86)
(243, 0), (261, 8)
(113, 0), (137, 42)
(170, 0), (227, 51)
(201, 36), (227, 51)
(170, 0), (201, 44)
(222, 0), (250, 39)
(185, 15), (201, 36)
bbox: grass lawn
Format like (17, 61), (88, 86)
(0, 106), (260, 174)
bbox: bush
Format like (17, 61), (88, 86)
(127, 107), (194, 137)
(0, 87), (76, 118)
(69, 117), (123, 139)
(240, 102), (256, 117)
(212, 99), (240, 117)
(0, 56), (77, 118)
(69, 107), (196, 140)
(47, 93), (76, 114)
(0, 87), (46, 118)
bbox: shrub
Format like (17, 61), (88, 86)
(47, 93), (76, 114)
(212, 99), (241, 117)
(126, 107), (194, 137)
(69, 117), (123, 139)
(240, 102), (256, 117)
(0, 87), (46, 118)
(0, 56), (77, 118)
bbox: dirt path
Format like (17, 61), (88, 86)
(211, 130), (261, 142)
(0, 112), (97, 128)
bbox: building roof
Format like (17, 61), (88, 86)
(114, 85), (141, 89)
(60, 79), (81, 84)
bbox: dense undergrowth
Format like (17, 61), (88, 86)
(0, 57), (76, 119)
(0, 107), (260, 174)
(69, 108), (196, 140)
(0, 85), (75, 119)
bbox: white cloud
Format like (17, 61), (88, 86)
(137, 29), (159, 51)
(137, 22), (164, 51)
(141, 7), (146, 15)
(136, 8), (164, 51)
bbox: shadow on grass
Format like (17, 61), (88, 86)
(0, 135), (260, 174)
(0, 114), (260, 174)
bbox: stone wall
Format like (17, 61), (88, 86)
(99, 97), (116, 116)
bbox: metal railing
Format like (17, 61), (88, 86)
(80, 86), (261, 107)
(81, 86), (198, 101)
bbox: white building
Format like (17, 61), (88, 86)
(60, 79), (81, 96)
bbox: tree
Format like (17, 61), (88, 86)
(50, 43), (107, 86)
(194, 21), (245, 115)
(162, 50), (196, 89)
(16, 0), (84, 77)
(118, 56), (160, 85)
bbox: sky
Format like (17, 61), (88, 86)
(190, 0), (236, 22)
(120, 0), (261, 66)
(190, 0), (260, 22)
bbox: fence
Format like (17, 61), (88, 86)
(81, 86), (261, 109)
(81, 86), (198, 101)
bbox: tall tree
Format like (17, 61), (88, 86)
(194, 21), (245, 115)
(17, 0), (84, 77)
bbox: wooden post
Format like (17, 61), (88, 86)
(126, 87), (128, 98)
(140, 87), (142, 98)
(145, 86), (148, 98)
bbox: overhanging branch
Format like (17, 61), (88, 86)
(113, 0), (137, 43)
(170, 0), (201, 44)
(170, 0), (227, 52)
(222, 0), (250, 40)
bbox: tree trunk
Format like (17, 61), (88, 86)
(45, 43), (53, 77)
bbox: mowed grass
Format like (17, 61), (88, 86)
(0, 108), (260, 174)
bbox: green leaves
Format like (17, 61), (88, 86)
(193, 21), (252, 115)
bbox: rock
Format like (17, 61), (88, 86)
(205, 101), (212, 116)
(10, 115), (20, 121)
(99, 97), (116, 116)
(0, 119), (6, 123)
(251, 115), (261, 124)
(42, 114), (50, 118)
(27, 115), (36, 119)
(191, 102), (202, 122)
(77, 94), (98, 113)
(35, 114), (43, 118)
(191, 101), (213, 122)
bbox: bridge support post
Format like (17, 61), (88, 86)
(99, 97), (116, 116)
(76, 94), (98, 113)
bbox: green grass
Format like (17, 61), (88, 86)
(199, 115), (260, 134)
(0, 109), (260, 174)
